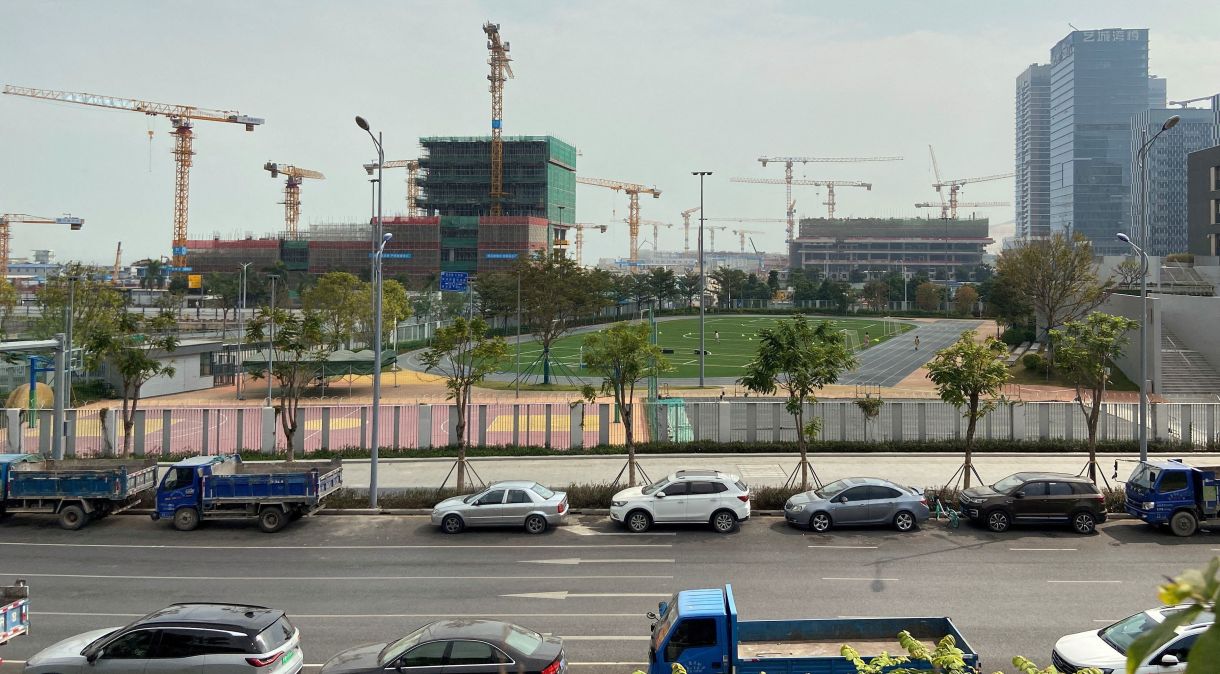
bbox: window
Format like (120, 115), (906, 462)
(1159, 471), (1189, 493)
(1071, 482), (1101, 495)
(869, 486), (903, 500)
(102, 630), (156, 659)
(503, 624), (544, 656)
(1159, 633), (1198, 662)
(476, 490), (505, 506)
(447, 640), (503, 666)
(199, 352), (213, 377)
(711, 482), (729, 493)
(1046, 482), (1075, 496)
(840, 487), (871, 502)
(664, 618), (718, 661)
(152, 629), (216, 658)
(256, 616), (295, 653)
(1019, 482), (1048, 497)
(529, 484), (555, 499)
(400, 641), (450, 668)
(689, 482), (715, 495)
(660, 482), (689, 496)
(160, 467), (195, 492)
(507, 490), (532, 504)
(734, 480), (749, 492)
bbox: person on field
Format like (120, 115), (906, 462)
(914, 335), (920, 351)
(714, 331), (720, 343)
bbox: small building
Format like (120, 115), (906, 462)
(99, 339), (222, 398)
(1188, 144), (1220, 256)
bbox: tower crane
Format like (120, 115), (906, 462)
(576, 176), (661, 261)
(484, 22), (513, 216)
(933, 172), (1015, 219)
(731, 176), (874, 226)
(571, 223), (608, 266)
(264, 162), (325, 238)
(634, 219), (674, 252)
(1169, 93), (1220, 108)
(928, 145), (948, 218)
(4, 85), (262, 269)
(364, 160), (422, 216)
(113, 242), (122, 286)
(680, 207), (701, 252)
(732, 228), (766, 253)
(755, 155), (902, 241)
(916, 201), (1009, 214)
(0, 214), (84, 278)
(705, 225), (729, 252)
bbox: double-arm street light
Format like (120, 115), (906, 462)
(357, 115), (386, 509)
(692, 171), (712, 387)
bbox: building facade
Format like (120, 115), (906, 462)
(789, 217), (992, 280)
(1015, 63), (1052, 241)
(1048, 28), (1151, 255)
(1187, 145), (1220, 256)
(1131, 108), (1219, 256)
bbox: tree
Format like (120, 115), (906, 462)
(677, 271), (701, 308)
(995, 232), (1109, 355)
(33, 266), (125, 340)
(709, 267), (747, 307)
(84, 311), (179, 455)
(0, 277), (18, 339)
(840, 631), (1105, 674)
(915, 282), (944, 312)
(419, 317), (508, 489)
(302, 271), (365, 349)
(862, 280), (889, 312)
(978, 270), (1033, 332)
(767, 270), (781, 293)
(473, 271), (516, 330)
(925, 330), (1010, 488)
(139, 259), (167, 289)
(1051, 312), (1139, 482)
(739, 316), (857, 490)
(954, 285), (979, 316)
(516, 255), (609, 384)
(581, 322), (668, 486)
(646, 267), (677, 310)
(245, 307), (327, 458)
(816, 279), (850, 313)
(1112, 257), (1144, 288)
(627, 273), (653, 313)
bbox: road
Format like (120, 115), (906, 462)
(1, 513), (1216, 673)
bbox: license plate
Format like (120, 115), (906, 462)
(282, 649), (297, 666)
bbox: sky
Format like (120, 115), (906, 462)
(2, 0), (1219, 265)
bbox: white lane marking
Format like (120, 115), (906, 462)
(36, 611), (650, 618)
(807, 545), (880, 549)
(1010, 548), (1078, 551)
(0, 542), (671, 550)
(822, 577), (900, 582)
(563, 524), (675, 537)
(503, 591), (669, 600)
(6, 573), (673, 581)
(1047, 580), (1123, 584)
(521, 558), (674, 565)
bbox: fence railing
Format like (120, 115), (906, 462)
(4, 398), (1215, 458)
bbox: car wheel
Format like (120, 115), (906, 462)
(626, 510), (652, 533)
(258, 507), (287, 533)
(1171, 510), (1199, 537)
(711, 510), (737, 533)
(441, 514), (465, 534)
(58, 504), (87, 531)
(893, 510), (917, 532)
(172, 507), (200, 532)
(985, 509), (1011, 533)
(1071, 510), (1097, 534)
(524, 514), (548, 535)
(808, 512), (833, 532)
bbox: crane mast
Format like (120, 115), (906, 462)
(680, 207), (700, 252)
(265, 163), (325, 238)
(756, 155), (901, 241)
(576, 176), (661, 261)
(484, 22), (513, 216)
(365, 160), (423, 217)
(0, 214), (84, 278)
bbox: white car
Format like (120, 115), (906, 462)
(1052, 605), (1213, 673)
(23, 603), (303, 674)
(609, 469), (750, 533)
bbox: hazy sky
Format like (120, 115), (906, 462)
(3, 0), (1219, 265)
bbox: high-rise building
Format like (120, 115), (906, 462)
(1187, 144), (1220, 256)
(1131, 108), (1219, 255)
(1048, 28), (1151, 255)
(1148, 75), (1167, 108)
(1015, 63), (1052, 240)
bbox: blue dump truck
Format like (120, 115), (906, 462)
(0, 454), (158, 530)
(153, 454), (343, 533)
(648, 585), (979, 674)
(0, 580), (30, 666)
(1125, 458), (1220, 536)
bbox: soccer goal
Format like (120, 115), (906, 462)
(840, 329), (860, 351)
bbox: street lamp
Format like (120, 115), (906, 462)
(267, 274), (279, 404)
(357, 115), (386, 509)
(1136, 115), (1180, 250)
(692, 171), (712, 387)
(1117, 232), (1150, 462)
(237, 262), (252, 400)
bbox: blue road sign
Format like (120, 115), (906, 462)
(172, 246), (188, 256)
(166, 266), (193, 273)
(484, 252), (518, 260)
(370, 252), (413, 259)
(440, 271), (469, 292)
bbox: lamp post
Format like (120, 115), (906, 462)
(267, 274), (278, 404)
(356, 115), (386, 509)
(1117, 232), (1150, 462)
(237, 262), (252, 400)
(692, 171), (712, 387)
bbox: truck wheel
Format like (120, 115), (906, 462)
(524, 514), (548, 535)
(626, 510), (652, 533)
(985, 509), (1011, 533)
(173, 507), (200, 532)
(710, 510), (737, 533)
(258, 507), (287, 533)
(59, 504), (87, 531)
(441, 514), (464, 534)
(1171, 510), (1199, 537)
(1071, 510), (1097, 534)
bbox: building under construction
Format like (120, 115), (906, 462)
(789, 217), (993, 280)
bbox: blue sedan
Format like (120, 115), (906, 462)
(784, 477), (930, 532)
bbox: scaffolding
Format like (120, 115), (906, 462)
(418, 136), (576, 219)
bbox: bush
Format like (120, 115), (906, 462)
(1021, 352), (1047, 372)
(1001, 326), (1035, 346)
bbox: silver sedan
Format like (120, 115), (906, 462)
(432, 481), (569, 534)
(784, 477), (930, 532)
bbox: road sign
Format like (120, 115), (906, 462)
(166, 266), (193, 273)
(371, 252), (413, 259)
(188, 274), (202, 289)
(485, 252), (518, 260)
(440, 271), (469, 292)
(172, 246), (188, 256)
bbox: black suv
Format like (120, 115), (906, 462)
(958, 471), (1107, 534)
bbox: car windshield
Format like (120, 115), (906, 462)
(651, 593), (681, 654)
(461, 493), (481, 504)
(503, 623), (545, 656)
(1099, 610), (1169, 655)
(815, 480), (852, 499)
(1129, 464), (1159, 490)
(530, 484), (555, 499)
(991, 474), (1027, 494)
(642, 478), (670, 495)
(379, 625), (429, 665)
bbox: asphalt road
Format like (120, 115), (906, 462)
(2, 513), (1216, 673)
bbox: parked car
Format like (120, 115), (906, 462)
(432, 481), (568, 534)
(23, 602), (302, 674)
(958, 471), (1107, 534)
(320, 619), (566, 674)
(610, 469), (750, 533)
(1052, 605), (1213, 673)
(784, 477), (929, 532)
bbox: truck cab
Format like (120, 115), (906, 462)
(155, 454), (236, 521)
(1126, 459), (1220, 536)
(650, 589), (730, 674)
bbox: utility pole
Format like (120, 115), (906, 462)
(692, 171), (712, 387)
(237, 262), (251, 400)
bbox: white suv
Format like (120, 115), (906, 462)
(610, 469), (750, 533)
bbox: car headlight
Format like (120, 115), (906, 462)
(1142, 502), (1156, 510)
(611, 500), (627, 507)
(787, 503), (805, 512)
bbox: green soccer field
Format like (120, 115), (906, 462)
(508, 315), (912, 380)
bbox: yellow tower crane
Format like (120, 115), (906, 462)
(0, 214), (83, 278)
(3, 85), (262, 269)
(635, 219), (674, 252)
(576, 176), (661, 261)
(932, 172), (1015, 220)
(113, 241), (122, 286)
(680, 207), (701, 252)
(365, 160), (422, 216)
(264, 163), (325, 238)
(754, 155), (901, 241)
(571, 223), (608, 266)
(484, 22), (513, 216)
(731, 177), (873, 223)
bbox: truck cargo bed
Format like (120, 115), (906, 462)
(739, 638), (901, 659)
(6, 459), (157, 500)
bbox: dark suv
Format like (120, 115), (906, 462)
(958, 471), (1107, 534)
